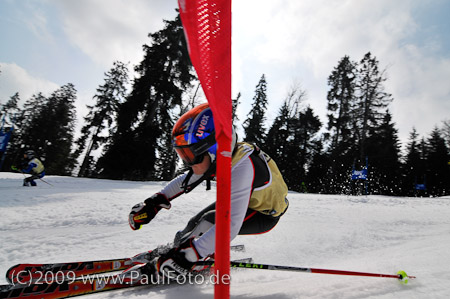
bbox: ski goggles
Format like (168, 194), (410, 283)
(173, 133), (216, 166)
(174, 147), (205, 166)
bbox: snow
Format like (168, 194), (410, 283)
(1, 172), (450, 298)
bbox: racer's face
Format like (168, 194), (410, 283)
(191, 154), (211, 175)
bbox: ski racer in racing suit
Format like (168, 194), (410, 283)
(128, 103), (289, 279)
(11, 150), (45, 187)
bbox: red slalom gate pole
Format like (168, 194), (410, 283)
(177, 0), (233, 298)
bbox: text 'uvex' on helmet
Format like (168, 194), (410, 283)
(172, 103), (217, 166)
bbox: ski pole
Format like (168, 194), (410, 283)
(19, 170), (53, 186)
(38, 177), (53, 186)
(197, 261), (415, 284)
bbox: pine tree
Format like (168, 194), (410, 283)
(75, 61), (129, 177)
(305, 138), (329, 193)
(153, 108), (178, 180)
(354, 52), (392, 162)
(97, 14), (194, 180)
(264, 85), (319, 192)
(426, 128), (450, 196)
(1, 92), (20, 116)
(289, 106), (322, 191)
(403, 128), (426, 196)
(326, 55), (357, 156)
(232, 92), (241, 126)
(265, 100), (291, 169)
(43, 84), (78, 174)
(243, 74), (268, 145)
(325, 55), (358, 193)
(18, 93), (47, 135)
(264, 83), (305, 171)
(19, 84), (78, 175)
(365, 111), (401, 195)
(442, 120), (450, 149)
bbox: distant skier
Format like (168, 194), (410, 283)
(12, 150), (45, 186)
(128, 103), (289, 280)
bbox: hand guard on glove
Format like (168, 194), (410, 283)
(156, 237), (203, 280)
(129, 193), (171, 230)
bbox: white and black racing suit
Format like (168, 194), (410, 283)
(159, 142), (289, 258)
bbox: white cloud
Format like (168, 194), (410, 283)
(388, 47), (450, 140)
(232, 0), (450, 144)
(235, 0), (419, 80)
(0, 62), (59, 105)
(0, 62), (95, 140)
(51, 0), (179, 68)
(22, 5), (54, 44)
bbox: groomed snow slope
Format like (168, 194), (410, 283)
(1, 173), (449, 298)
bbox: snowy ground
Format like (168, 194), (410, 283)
(1, 173), (449, 298)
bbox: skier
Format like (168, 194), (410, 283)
(12, 150), (45, 186)
(129, 103), (289, 280)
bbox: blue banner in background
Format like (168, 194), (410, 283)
(0, 131), (12, 152)
(415, 184), (426, 191)
(352, 168), (368, 180)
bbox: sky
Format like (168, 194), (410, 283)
(1, 0), (449, 150)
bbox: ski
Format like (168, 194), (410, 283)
(5, 244), (245, 285)
(0, 269), (153, 299)
(0, 257), (253, 299)
(6, 258), (129, 286)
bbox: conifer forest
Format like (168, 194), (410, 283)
(1, 14), (449, 197)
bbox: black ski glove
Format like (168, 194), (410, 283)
(129, 193), (171, 230)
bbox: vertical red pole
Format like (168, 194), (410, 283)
(214, 0), (232, 296)
(214, 133), (232, 298)
(178, 0), (232, 297)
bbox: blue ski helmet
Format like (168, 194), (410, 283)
(172, 103), (217, 166)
